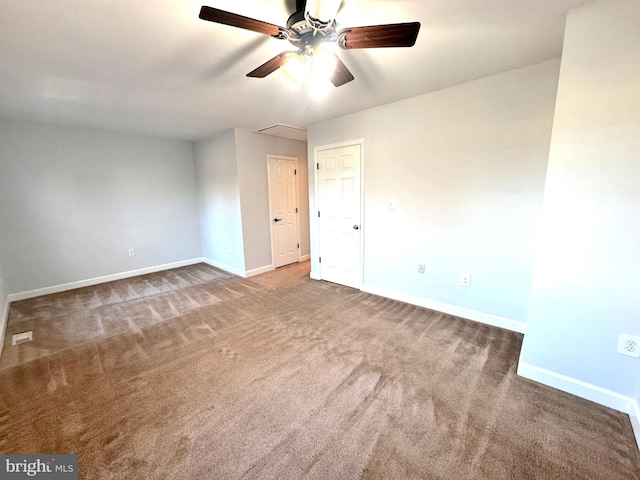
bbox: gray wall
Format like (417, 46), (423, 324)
(0, 262), (8, 308)
(235, 129), (309, 271)
(0, 120), (201, 293)
(308, 59), (559, 323)
(0, 121), (309, 301)
(520, 0), (640, 399)
(194, 129), (245, 272)
(194, 128), (310, 275)
(0, 260), (8, 359)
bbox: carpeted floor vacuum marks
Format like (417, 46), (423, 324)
(1, 262), (639, 479)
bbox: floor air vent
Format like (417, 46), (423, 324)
(12, 331), (33, 345)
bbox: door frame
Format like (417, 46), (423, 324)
(267, 154), (301, 268)
(312, 138), (365, 287)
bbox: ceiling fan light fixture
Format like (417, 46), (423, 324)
(280, 53), (306, 82)
(309, 75), (333, 100)
(312, 47), (338, 79)
(305, 0), (342, 30)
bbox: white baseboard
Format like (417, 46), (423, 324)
(360, 284), (526, 334)
(310, 271), (321, 281)
(299, 254), (310, 262)
(631, 399), (640, 452)
(518, 362), (640, 451)
(7, 257), (298, 304)
(7, 258), (204, 303)
(245, 264), (275, 278)
(201, 258), (245, 277)
(0, 294), (9, 362)
(202, 260), (291, 279)
(517, 362), (634, 412)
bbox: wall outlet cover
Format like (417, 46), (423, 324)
(617, 333), (640, 358)
(460, 274), (472, 287)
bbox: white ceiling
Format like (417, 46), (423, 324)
(0, 0), (591, 142)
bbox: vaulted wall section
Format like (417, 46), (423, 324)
(520, 0), (640, 415)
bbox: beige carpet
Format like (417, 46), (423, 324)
(1, 262), (638, 479)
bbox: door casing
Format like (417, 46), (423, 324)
(267, 154), (301, 269)
(312, 139), (365, 288)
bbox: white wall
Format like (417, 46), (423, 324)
(519, 0), (640, 403)
(0, 120), (201, 294)
(194, 129), (245, 273)
(235, 129), (309, 271)
(308, 60), (559, 325)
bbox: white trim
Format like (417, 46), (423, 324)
(267, 154), (301, 268)
(245, 264), (275, 278)
(205, 258), (314, 279)
(361, 283), (526, 333)
(7, 258), (204, 302)
(202, 257), (246, 278)
(310, 270), (321, 280)
(517, 361), (635, 414)
(518, 362), (640, 452)
(631, 399), (640, 452)
(313, 138), (366, 289)
(518, 363), (640, 452)
(0, 294), (9, 362)
(314, 138), (366, 152)
(299, 254), (310, 262)
(202, 258), (276, 279)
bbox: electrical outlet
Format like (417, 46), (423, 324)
(128, 248), (135, 256)
(417, 264), (425, 274)
(223, 246), (231, 253)
(460, 273), (471, 287)
(617, 333), (640, 358)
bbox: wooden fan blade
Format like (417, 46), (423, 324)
(337, 22), (421, 49)
(328, 54), (354, 87)
(199, 6), (284, 37)
(247, 52), (293, 78)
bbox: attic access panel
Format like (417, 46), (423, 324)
(255, 124), (308, 142)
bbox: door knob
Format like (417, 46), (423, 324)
(353, 225), (360, 230)
(274, 218), (282, 222)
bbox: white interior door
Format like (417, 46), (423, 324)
(317, 143), (362, 288)
(268, 155), (299, 268)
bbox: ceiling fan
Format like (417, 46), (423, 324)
(199, 0), (421, 87)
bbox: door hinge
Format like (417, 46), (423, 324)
(297, 243), (300, 249)
(317, 163), (320, 170)
(294, 169), (297, 175)
(318, 211), (320, 218)
(296, 207), (298, 213)
(319, 257), (322, 263)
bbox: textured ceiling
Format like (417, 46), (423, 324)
(0, 0), (591, 141)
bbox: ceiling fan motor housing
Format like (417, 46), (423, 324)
(286, 10), (336, 49)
